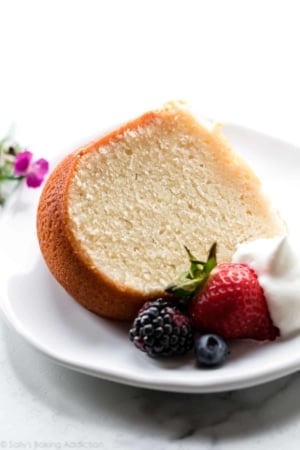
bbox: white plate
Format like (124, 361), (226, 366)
(1, 123), (300, 393)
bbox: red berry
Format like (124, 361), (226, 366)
(188, 263), (279, 341)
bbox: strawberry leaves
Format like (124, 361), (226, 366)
(165, 242), (279, 341)
(166, 243), (217, 299)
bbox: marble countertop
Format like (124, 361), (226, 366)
(2, 0), (300, 447)
(2, 314), (300, 449)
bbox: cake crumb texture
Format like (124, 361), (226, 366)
(37, 101), (285, 320)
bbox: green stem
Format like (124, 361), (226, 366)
(0, 175), (24, 181)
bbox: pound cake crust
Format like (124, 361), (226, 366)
(37, 101), (285, 321)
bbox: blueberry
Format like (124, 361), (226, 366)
(195, 334), (229, 367)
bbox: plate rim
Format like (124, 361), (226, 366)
(1, 121), (300, 393)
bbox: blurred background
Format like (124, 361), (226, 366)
(1, 1), (300, 446)
(1, 0), (300, 159)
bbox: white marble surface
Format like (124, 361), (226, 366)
(2, 314), (300, 449)
(2, 0), (300, 447)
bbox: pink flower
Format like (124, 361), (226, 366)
(13, 151), (49, 188)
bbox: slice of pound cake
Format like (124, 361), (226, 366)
(37, 101), (285, 321)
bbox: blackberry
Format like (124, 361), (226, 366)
(129, 298), (194, 357)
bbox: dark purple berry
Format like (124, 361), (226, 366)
(129, 298), (194, 357)
(195, 334), (229, 367)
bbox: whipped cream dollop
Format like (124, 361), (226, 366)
(232, 235), (300, 338)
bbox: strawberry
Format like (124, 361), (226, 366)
(166, 244), (279, 341)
